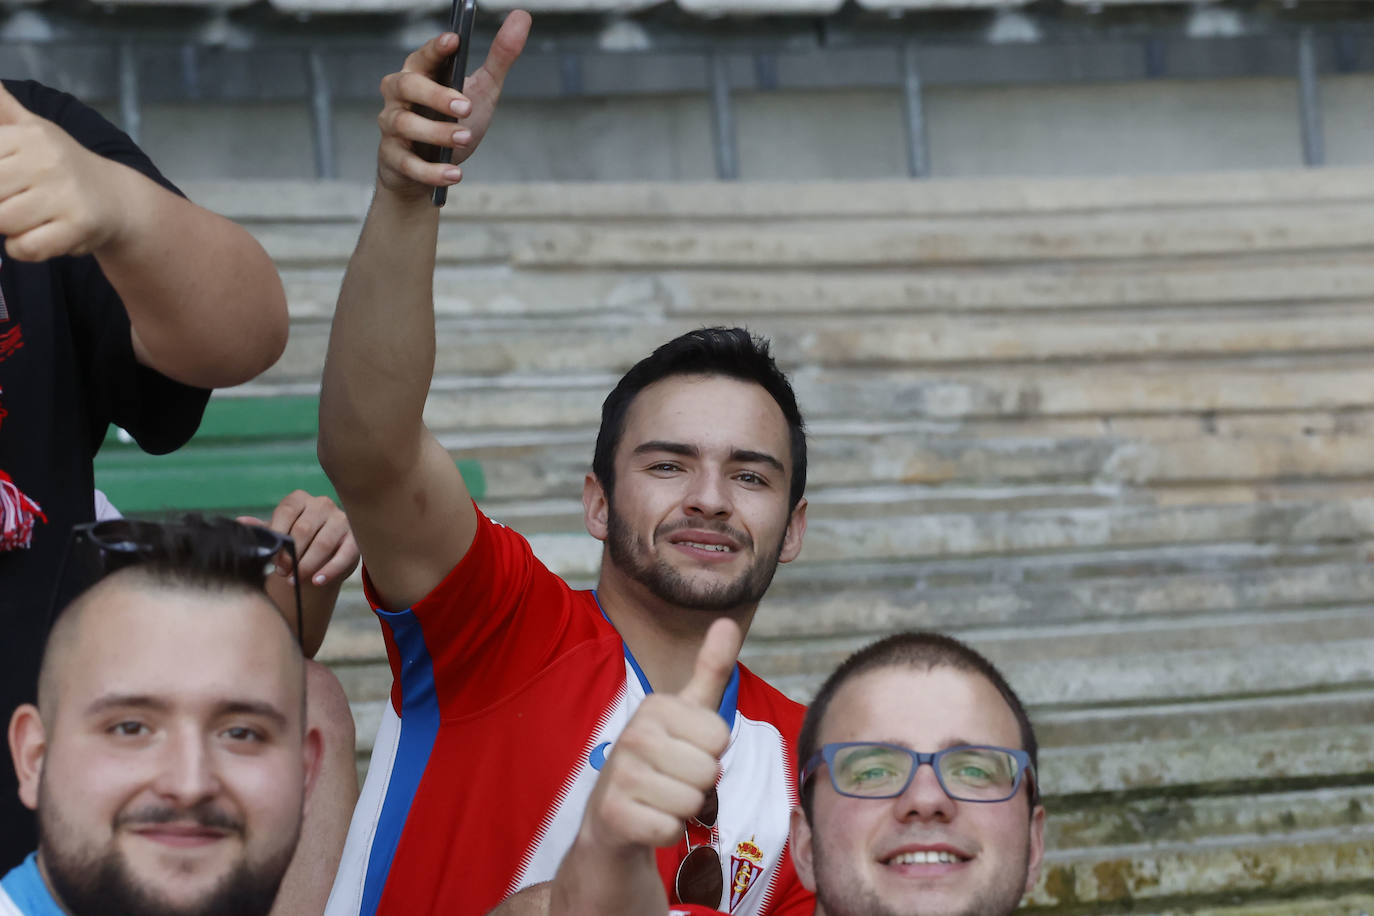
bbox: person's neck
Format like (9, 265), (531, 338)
(595, 559), (757, 698)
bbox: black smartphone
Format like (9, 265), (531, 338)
(430, 0), (477, 207)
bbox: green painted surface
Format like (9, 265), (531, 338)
(94, 395), (485, 514)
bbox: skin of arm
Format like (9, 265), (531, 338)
(0, 83), (288, 389)
(316, 14), (531, 612)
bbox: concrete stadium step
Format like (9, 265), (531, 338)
(304, 355), (1374, 431)
(506, 206), (1374, 268)
(1045, 785), (1372, 850)
(1143, 895), (1374, 916)
(277, 254), (1374, 320)
(191, 170), (1374, 223)
(1026, 828), (1374, 911)
(279, 302), (1374, 381)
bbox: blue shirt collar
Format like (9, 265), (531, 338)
(1, 853), (66, 915)
(593, 590), (741, 730)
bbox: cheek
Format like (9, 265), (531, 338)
(221, 754), (305, 827)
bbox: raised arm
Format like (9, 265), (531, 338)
(317, 14), (530, 611)
(0, 83), (287, 389)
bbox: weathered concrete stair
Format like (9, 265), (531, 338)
(189, 168), (1374, 912)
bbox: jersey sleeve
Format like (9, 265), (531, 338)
(5, 80), (209, 456)
(365, 507), (590, 717)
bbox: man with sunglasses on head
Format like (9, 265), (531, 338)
(318, 15), (812, 916)
(0, 76), (290, 867)
(524, 629), (1044, 916)
(2, 516), (321, 916)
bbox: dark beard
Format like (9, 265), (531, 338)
(606, 506), (784, 612)
(39, 802), (294, 916)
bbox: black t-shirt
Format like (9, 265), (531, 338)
(0, 80), (211, 867)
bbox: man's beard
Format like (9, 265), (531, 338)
(810, 831), (1030, 916)
(605, 504), (785, 612)
(38, 800), (297, 916)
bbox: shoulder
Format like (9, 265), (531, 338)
(735, 663), (806, 734)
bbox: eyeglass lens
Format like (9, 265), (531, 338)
(831, 745), (1021, 801)
(673, 785), (723, 908)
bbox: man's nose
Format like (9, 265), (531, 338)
(151, 730), (221, 804)
(893, 761), (957, 823)
(683, 471), (731, 518)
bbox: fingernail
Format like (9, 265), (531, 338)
(450, 99), (471, 117)
(314, 574), (327, 585)
(453, 129), (471, 144)
(288, 574), (297, 585)
(444, 167), (462, 181)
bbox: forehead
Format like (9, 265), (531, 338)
(60, 585), (301, 717)
(819, 665), (1023, 751)
(620, 374), (791, 458)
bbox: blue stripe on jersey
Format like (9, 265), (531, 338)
(360, 608), (442, 915)
(1, 854), (64, 915)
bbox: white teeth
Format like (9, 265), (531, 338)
(682, 541), (730, 552)
(889, 850), (962, 866)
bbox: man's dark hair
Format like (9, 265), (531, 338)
(94, 514), (276, 595)
(592, 327), (807, 509)
(797, 631), (1039, 819)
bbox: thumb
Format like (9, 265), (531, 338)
(0, 83), (31, 125)
(476, 10), (531, 90)
(678, 618), (743, 712)
(235, 515), (267, 528)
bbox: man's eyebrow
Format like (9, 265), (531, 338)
(215, 700), (291, 730)
(83, 695), (290, 730)
(85, 694), (170, 717)
(633, 441), (699, 458)
(730, 449), (784, 473)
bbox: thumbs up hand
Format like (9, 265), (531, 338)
(0, 82), (133, 262)
(551, 619), (744, 915)
(582, 618), (742, 853)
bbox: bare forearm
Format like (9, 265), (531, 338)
(318, 186), (441, 490)
(98, 163), (288, 388)
(549, 840), (666, 916)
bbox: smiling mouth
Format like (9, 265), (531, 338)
(886, 850), (969, 866)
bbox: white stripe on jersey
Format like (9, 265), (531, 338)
(325, 700), (403, 916)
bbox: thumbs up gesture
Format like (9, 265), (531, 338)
(551, 619), (743, 915)
(0, 82), (130, 262)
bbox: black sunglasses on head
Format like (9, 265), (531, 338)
(47, 518), (304, 649)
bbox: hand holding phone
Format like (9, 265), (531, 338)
(427, 0), (477, 207)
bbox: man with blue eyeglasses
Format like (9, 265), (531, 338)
(519, 628), (1044, 916)
(789, 631), (1044, 916)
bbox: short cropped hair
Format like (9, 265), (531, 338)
(591, 327), (807, 509)
(797, 631), (1039, 819)
(39, 515), (288, 712)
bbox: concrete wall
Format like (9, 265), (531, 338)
(122, 72), (1374, 185)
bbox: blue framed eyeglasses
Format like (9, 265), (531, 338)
(801, 742), (1035, 804)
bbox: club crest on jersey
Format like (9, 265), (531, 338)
(728, 836), (764, 912)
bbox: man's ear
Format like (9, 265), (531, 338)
(788, 805), (817, 892)
(583, 473), (609, 542)
(9, 704), (46, 811)
(302, 726), (324, 800)
(778, 498), (807, 564)
(1024, 803), (1047, 896)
